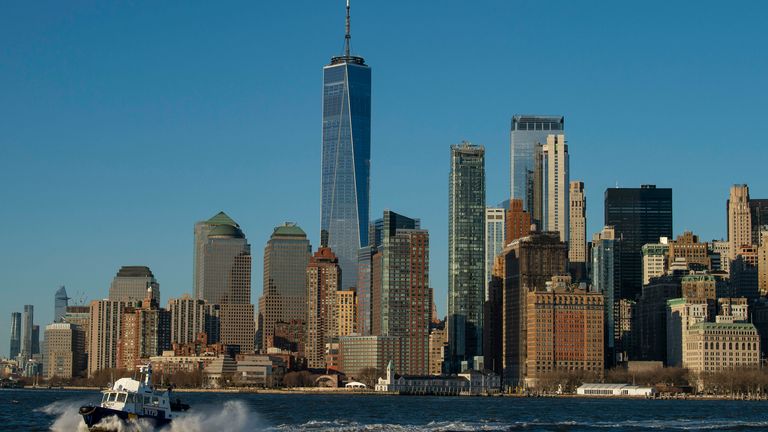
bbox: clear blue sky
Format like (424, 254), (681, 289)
(1, 1), (767, 357)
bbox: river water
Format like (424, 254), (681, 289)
(2, 388), (768, 431)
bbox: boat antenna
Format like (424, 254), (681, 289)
(344, 0), (351, 57)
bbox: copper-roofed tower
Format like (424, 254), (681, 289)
(258, 223), (311, 352)
(321, 0), (371, 290)
(193, 211), (254, 353)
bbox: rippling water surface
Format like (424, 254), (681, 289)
(2, 388), (768, 431)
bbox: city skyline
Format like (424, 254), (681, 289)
(2, 1), (768, 357)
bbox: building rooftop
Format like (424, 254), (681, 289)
(688, 322), (757, 331)
(206, 211), (239, 228)
(272, 222), (306, 238)
(115, 266), (154, 278)
(208, 224), (244, 239)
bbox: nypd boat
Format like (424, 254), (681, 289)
(79, 364), (189, 430)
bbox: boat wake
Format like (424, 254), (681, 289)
(42, 400), (263, 432)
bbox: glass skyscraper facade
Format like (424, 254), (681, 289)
(54, 285), (69, 323)
(604, 185), (673, 301)
(448, 143), (486, 372)
(9, 312), (21, 359)
(320, 47), (371, 289)
(510, 115), (564, 220)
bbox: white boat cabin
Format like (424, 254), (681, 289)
(99, 365), (177, 420)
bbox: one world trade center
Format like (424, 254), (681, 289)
(320, 0), (371, 287)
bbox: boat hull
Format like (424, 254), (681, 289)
(79, 405), (171, 431)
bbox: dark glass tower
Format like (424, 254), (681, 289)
(448, 142), (486, 372)
(604, 185), (673, 301)
(321, 1), (371, 288)
(9, 312), (21, 359)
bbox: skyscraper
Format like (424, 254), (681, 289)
(306, 247), (341, 369)
(604, 185), (673, 301)
(448, 142), (485, 371)
(21, 304), (34, 359)
(10, 312), (21, 359)
(54, 286), (69, 323)
(592, 226), (623, 364)
(259, 223), (311, 350)
(117, 288), (171, 370)
(538, 134), (569, 240)
(88, 299), (126, 376)
(168, 295), (220, 345)
(485, 207), (506, 300)
(321, 0), (371, 288)
(569, 181), (587, 265)
(728, 184), (752, 260)
(372, 210), (431, 375)
(510, 115), (564, 216)
(108, 266), (160, 304)
(193, 211), (254, 352)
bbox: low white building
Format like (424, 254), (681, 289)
(577, 383), (656, 397)
(375, 361), (500, 396)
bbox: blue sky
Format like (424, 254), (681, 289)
(1, 1), (767, 357)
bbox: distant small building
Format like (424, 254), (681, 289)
(577, 383), (656, 397)
(375, 361), (500, 396)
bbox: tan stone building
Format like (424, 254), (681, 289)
(45, 323), (86, 379)
(525, 276), (604, 387)
(568, 181), (587, 264)
(666, 298), (710, 367)
(684, 322), (760, 374)
(428, 325), (447, 375)
(336, 289), (356, 337)
(728, 184), (752, 260)
(681, 274), (717, 299)
(88, 300), (126, 376)
(642, 239), (669, 285)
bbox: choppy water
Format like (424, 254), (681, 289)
(2, 388), (768, 431)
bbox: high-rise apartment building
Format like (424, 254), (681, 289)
(45, 323), (85, 379)
(108, 266), (160, 304)
(525, 276), (604, 387)
(642, 238), (669, 285)
(306, 247), (341, 369)
(336, 289), (356, 337)
(510, 115), (564, 217)
(538, 134), (569, 241)
(9, 312), (21, 359)
(358, 212), (421, 336)
(88, 300), (126, 376)
(592, 226), (625, 364)
(505, 198), (531, 245)
(750, 199), (768, 245)
(259, 223), (311, 351)
(320, 1), (371, 287)
(485, 207), (506, 300)
(54, 286), (69, 323)
(428, 323), (447, 375)
(117, 289), (171, 370)
(569, 181), (587, 264)
(168, 295), (220, 346)
(448, 142), (485, 372)
(372, 210), (431, 375)
(193, 212), (254, 353)
(62, 306), (90, 358)
(728, 184), (752, 260)
(604, 185), (673, 301)
(502, 232), (568, 387)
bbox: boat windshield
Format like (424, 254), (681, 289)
(117, 393), (127, 403)
(101, 393), (109, 403)
(108, 393), (117, 402)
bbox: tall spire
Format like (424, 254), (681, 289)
(344, 0), (351, 57)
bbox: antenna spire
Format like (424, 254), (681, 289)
(344, 0), (351, 57)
